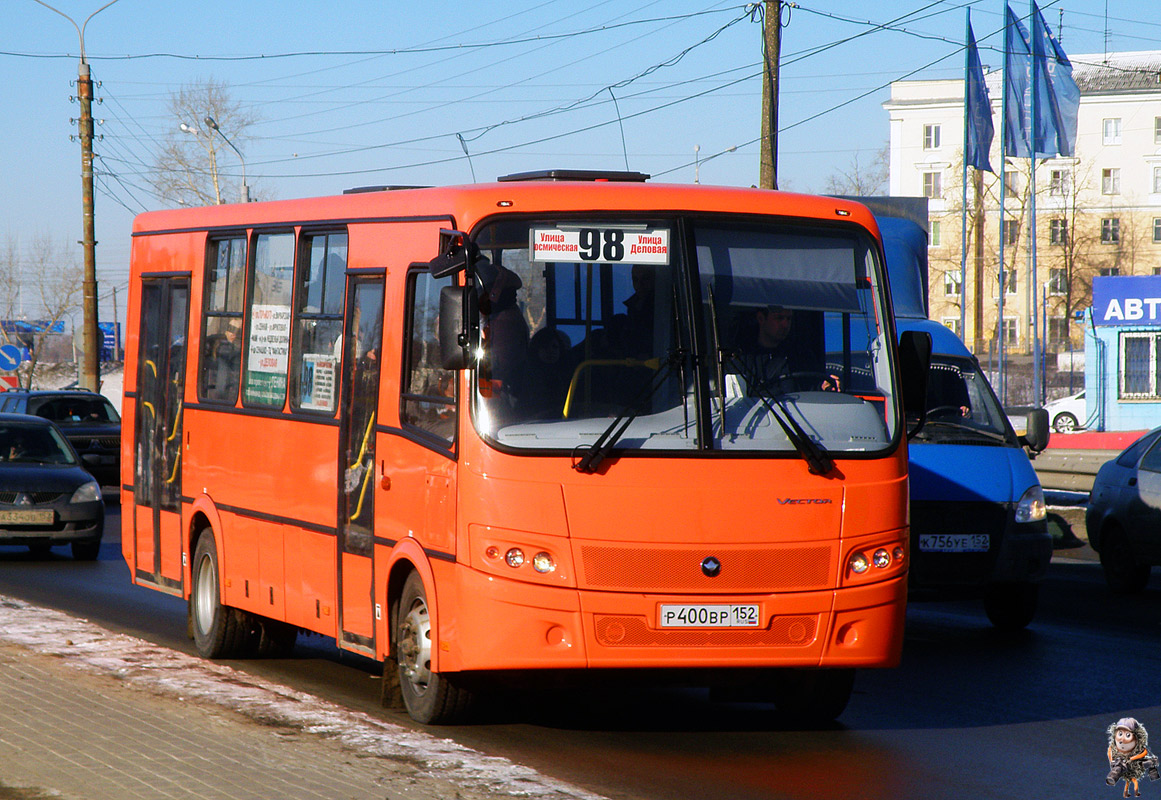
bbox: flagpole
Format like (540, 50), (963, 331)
(998, 2), (1009, 403)
(960, 10), (972, 342)
(1029, 0), (1041, 408)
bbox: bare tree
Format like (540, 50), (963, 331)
(0, 236), (83, 389)
(149, 79), (260, 207)
(824, 145), (889, 196)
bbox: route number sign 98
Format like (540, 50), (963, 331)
(530, 226), (670, 265)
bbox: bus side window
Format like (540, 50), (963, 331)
(198, 236), (246, 404)
(401, 270), (455, 444)
(290, 231), (346, 414)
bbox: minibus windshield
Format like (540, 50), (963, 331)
(911, 356), (1016, 446)
(470, 216), (898, 457)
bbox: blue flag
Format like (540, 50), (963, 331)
(1003, 5), (1032, 158)
(1032, 2), (1079, 157)
(965, 22), (994, 172)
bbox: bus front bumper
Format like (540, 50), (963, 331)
(439, 568), (906, 673)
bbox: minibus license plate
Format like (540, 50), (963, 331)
(659, 604), (760, 628)
(0, 510), (53, 525)
(918, 534), (989, 552)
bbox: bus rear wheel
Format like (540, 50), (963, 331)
(191, 530), (251, 659)
(394, 571), (474, 724)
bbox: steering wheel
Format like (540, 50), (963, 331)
(926, 404), (966, 419)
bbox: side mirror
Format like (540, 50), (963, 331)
(1021, 407), (1050, 453)
(429, 228), (476, 279)
(898, 329), (932, 438)
(438, 285), (478, 370)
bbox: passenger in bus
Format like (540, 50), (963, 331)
(738, 306), (837, 394)
(513, 327), (573, 419)
(621, 264), (656, 358)
(479, 262), (529, 390)
(205, 319), (241, 401)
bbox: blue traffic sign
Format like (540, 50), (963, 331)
(0, 344), (23, 372)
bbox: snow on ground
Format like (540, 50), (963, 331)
(0, 596), (606, 800)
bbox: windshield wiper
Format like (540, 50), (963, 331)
(725, 352), (835, 476)
(573, 349), (685, 474)
(918, 419), (1010, 444)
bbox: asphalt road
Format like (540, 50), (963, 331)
(0, 499), (1152, 800)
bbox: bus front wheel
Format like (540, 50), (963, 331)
(771, 668), (855, 723)
(394, 571), (474, 724)
(191, 530), (251, 659)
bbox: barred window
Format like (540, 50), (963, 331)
(1121, 332), (1161, 399)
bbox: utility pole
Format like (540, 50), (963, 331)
(34, 0), (121, 392)
(759, 0), (782, 190)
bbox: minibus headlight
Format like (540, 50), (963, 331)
(532, 552), (556, 574)
(1014, 485), (1047, 523)
(505, 548), (525, 568)
(848, 552), (869, 574)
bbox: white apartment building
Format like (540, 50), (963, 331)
(884, 51), (1161, 356)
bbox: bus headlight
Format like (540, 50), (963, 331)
(505, 548), (525, 568)
(849, 552), (869, 574)
(532, 552), (556, 574)
(1014, 485), (1047, 523)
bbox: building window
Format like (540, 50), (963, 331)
(1154, 167), (1161, 194)
(943, 270), (961, 296)
(1002, 218), (1019, 245)
(998, 268), (1017, 295)
(1155, 117), (1161, 145)
(1047, 317), (1069, 348)
(1103, 117), (1123, 145)
(1049, 218), (1067, 245)
(941, 317), (960, 336)
(1121, 332), (1161, 399)
(1100, 267), (1121, 277)
(923, 124), (941, 150)
(1001, 318), (1018, 346)
(930, 220), (941, 247)
(1048, 169), (1069, 196)
(1102, 218), (1121, 244)
(1102, 168), (1121, 195)
(1155, 218), (1161, 243)
(922, 171), (942, 199)
(1048, 267), (1067, 294)
(1003, 172), (1020, 198)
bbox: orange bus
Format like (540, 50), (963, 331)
(123, 170), (929, 723)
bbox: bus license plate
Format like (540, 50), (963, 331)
(918, 534), (989, 552)
(0, 510), (53, 525)
(659, 604), (760, 628)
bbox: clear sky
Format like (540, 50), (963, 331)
(2, 0), (1157, 328)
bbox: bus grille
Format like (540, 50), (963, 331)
(578, 544), (833, 592)
(594, 614), (817, 647)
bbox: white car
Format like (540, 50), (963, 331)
(1044, 390), (1086, 433)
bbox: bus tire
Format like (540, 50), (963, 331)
(983, 581), (1038, 631)
(771, 668), (855, 723)
(190, 530), (250, 659)
(254, 617), (298, 658)
(394, 571), (474, 724)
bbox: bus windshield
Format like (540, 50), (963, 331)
(471, 216), (898, 457)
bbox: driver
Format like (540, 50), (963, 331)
(739, 306), (837, 393)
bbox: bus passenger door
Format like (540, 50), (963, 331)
(133, 278), (189, 593)
(337, 275), (384, 654)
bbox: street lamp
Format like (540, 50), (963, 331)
(31, 0), (122, 393)
(203, 115), (250, 203)
(695, 145), (737, 184)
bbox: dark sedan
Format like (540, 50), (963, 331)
(0, 390), (120, 486)
(0, 413), (104, 560)
(1086, 427), (1161, 592)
